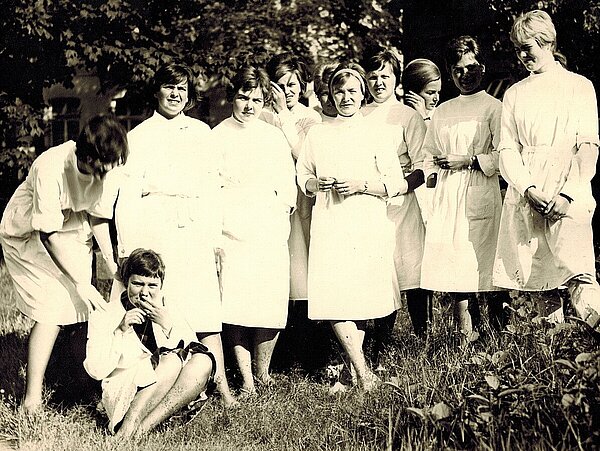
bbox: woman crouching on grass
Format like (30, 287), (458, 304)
(84, 248), (215, 437)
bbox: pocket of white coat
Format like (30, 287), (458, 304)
(466, 185), (493, 219)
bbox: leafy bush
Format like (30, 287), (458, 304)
(385, 293), (600, 450)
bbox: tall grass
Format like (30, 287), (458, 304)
(0, 261), (598, 450)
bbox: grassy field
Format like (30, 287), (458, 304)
(0, 261), (599, 451)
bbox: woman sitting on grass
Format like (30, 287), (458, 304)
(84, 248), (215, 437)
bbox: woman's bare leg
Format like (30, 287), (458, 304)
(197, 332), (238, 407)
(116, 354), (181, 438)
(136, 353), (213, 435)
(454, 297), (472, 335)
(224, 324), (255, 394)
(23, 322), (60, 411)
(331, 320), (376, 391)
(253, 328), (280, 385)
(454, 293), (481, 344)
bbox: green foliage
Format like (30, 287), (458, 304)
(384, 293), (600, 450)
(0, 0), (402, 192)
(1, 263), (599, 450)
(0, 95), (41, 185)
(487, 0), (600, 87)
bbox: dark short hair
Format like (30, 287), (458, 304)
(120, 248), (166, 285)
(151, 62), (197, 111)
(444, 36), (484, 71)
(75, 115), (128, 165)
(226, 66), (272, 104)
(266, 52), (313, 97)
(314, 62), (338, 94)
(361, 45), (402, 87)
(402, 59), (441, 94)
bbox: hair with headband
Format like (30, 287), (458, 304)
(328, 63), (368, 105)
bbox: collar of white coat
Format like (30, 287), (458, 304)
(528, 61), (564, 78)
(149, 110), (189, 130)
(332, 110), (365, 126)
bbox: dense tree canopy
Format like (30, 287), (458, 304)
(1, 0), (599, 195)
(0, 0), (401, 178)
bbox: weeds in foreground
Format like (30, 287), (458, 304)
(0, 262), (599, 450)
(382, 293), (600, 450)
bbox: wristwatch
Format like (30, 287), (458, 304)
(467, 155), (476, 170)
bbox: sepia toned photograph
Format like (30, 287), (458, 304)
(0, 1), (599, 449)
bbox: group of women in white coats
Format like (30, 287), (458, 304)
(297, 8), (600, 388)
(115, 64), (298, 403)
(2, 8), (599, 420)
(420, 10), (600, 341)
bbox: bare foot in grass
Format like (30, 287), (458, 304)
(221, 392), (240, 408)
(238, 386), (257, 400)
(256, 375), (274, 387)
(108, 432), (139, 448)
(359, 371), (381, 392)
(20, 398), (43, 415)
(458, 330), (480, 347)
(328, 381), (350, 395)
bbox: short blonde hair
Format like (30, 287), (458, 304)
(510, 10), (556, 50)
